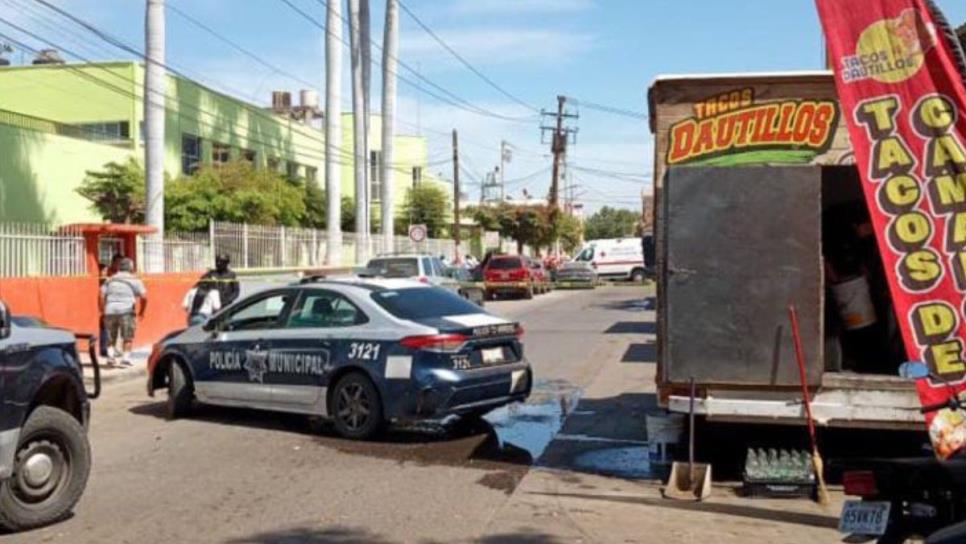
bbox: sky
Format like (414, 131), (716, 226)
(3, 0), (966, 214)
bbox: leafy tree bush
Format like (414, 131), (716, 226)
(165, 160), (306, 231)
(75, 157), (146, 224)
(395, 184), (451, 238)
(583, 206), (641, 240)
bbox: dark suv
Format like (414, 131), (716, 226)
(0, 301), (99, 530)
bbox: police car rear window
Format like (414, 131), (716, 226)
(371, 288), (482, 319)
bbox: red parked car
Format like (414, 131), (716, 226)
(484, 255), (536, 300)
(528, 259), (551, 295)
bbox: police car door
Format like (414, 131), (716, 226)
(197, 289), (296, 405)
(270, 289), (370, 413)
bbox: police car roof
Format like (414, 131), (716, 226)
(301, 277), (430, 292)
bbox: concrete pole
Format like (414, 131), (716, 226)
(380, 0), (398, 252)
(324, 0), (343, 265)
(348, 0), (368, 263)
(360, 0), (372, 242)
(144, 0), (165, 272)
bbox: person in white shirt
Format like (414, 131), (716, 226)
(182, 282), (222, 326)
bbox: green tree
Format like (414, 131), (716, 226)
(395, 184), (451, 238)
(76, 157), (146, 223)
(556, 213), (583, 254)
(303, 179), (326, 229)
(165, 160), (306, 231)
(583, 206), (641, 240)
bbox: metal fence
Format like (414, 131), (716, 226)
(0, 221), (457, 277)
(0, 223), (86, 277)
(210, 221), (456, 270)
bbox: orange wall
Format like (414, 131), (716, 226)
(0, 273), (200, 347)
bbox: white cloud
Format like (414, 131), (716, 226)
(402, 28), (595, 67)
(447, 0), (594, 15)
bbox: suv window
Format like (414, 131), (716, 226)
(367, 258), (419, 278)
(222, 292), (293, 331)
(288, 291), (367, 328)
(488, 257), (522, 270)
(430, 258), (446, 277)
(420, 257), (433, 276)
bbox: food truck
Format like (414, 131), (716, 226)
(649, 71), (924, 430)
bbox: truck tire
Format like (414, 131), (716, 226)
(523, 284), (534, 300)
(167, 361), (193, 419)
(0, 406), (91, 531)
(331, 372), (384, 440)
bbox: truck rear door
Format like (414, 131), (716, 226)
(662, 165), (823, 387)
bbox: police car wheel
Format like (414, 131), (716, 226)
(331, 373), (384, 440)
(0, 407), (91, 531)
(167, 361), (193, 419)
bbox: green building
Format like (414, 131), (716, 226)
(0, 61), (448, 226)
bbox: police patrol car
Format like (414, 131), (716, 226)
(146, 278), (531, 439)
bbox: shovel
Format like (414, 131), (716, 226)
(664, 377), (712, 500)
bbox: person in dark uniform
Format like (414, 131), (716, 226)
(198, 254), (240, 308)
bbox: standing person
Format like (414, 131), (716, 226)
(200, 254), (240, 308)
(100, 258), (147, 366)
(182, 281), (221, 326)
(97, 254), (124, 358)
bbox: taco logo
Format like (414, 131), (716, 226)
(840, 8), (936, 84)
(666, 87), (839, 166)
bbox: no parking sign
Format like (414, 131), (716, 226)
(408, 224), (427, 243)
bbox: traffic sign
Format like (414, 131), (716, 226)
(408, 224), (427, 243)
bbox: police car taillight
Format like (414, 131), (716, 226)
(401, 333), (468, 352)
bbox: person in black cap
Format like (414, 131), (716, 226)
(197, 254), (239, 309)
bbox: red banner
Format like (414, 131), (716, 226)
(817, 0), (966, 458)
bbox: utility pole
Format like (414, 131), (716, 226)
(324, 0), (342, 265)
(348, 0), (368, 263)
(499, 140), (511, 203)
(144, 0), (165, 272)
(452, 129), (460, 263)
(380, 0), (398, 253)
(549, 96), (565, 210)
(360, 0), (371, 240)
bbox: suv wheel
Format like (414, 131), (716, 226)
(331, 373), (384, 440)
(0, 406), (91, 531)
(167, 361), (194, 419)
(630, 268), (645, 283)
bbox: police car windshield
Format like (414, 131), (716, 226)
(371, 288), (482, 319)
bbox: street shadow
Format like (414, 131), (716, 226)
(224, 526), (394, 544)
(621, 343), (656, 363)
(595, 298), (653, 312)
(476, 531), (568, 544)
(605, 321), (656, 334)
(526, 491), (839, 530)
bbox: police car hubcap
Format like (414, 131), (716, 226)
(337, 384), (370, 430)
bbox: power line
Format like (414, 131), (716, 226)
(297, 0), (536, 123)
(166, 1), (319, 91)
(396, 0), (538, 113)
(566, 96), (648, 120)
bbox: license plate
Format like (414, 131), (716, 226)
(481, 347), (504, 364)
(499, 272), (509, 280)
(839, 500), (891, 535)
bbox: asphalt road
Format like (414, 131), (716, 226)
(4, 285), (650, 544)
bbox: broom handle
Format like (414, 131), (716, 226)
(788, 305), (818, 446)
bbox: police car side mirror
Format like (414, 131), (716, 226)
(0, 301), (10, 340)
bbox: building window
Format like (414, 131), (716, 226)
(182, 134), (202, 175)
(77, 121), (130, 142)
(412, 166), (422, 187)
(242, 149), (256, 164)
(212, 142), (231, 165)
(305, 166), (318, 185)
(369, 150), (382, 202)
(286, 161), (300, 180)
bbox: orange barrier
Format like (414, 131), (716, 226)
(0, 273), (200, 347)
